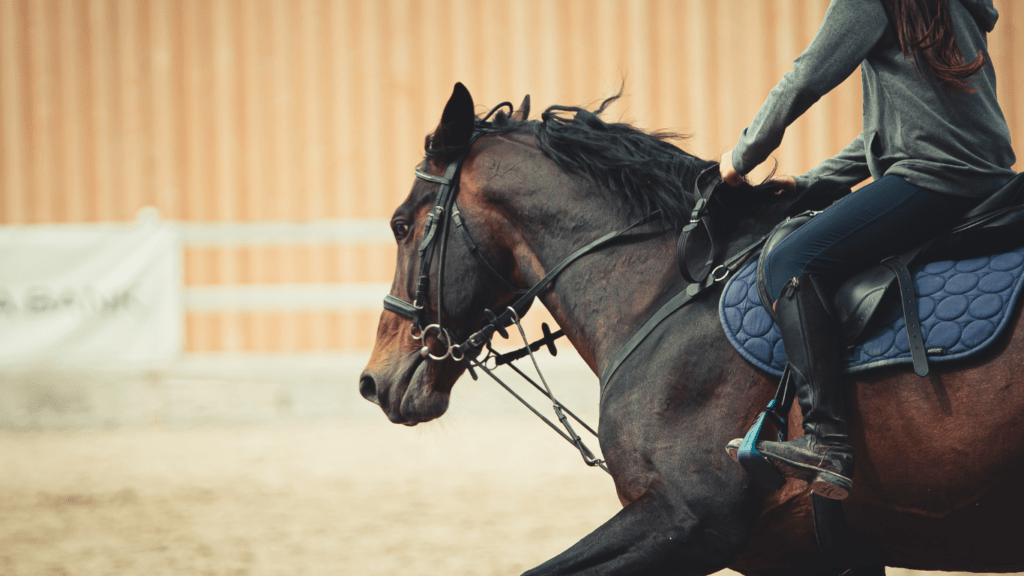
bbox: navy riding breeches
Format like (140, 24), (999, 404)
(761, 175), (978, 302)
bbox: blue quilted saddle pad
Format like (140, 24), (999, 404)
(719, 246), (1024, 377)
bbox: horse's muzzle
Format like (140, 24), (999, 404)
(358, 372), (380, 406)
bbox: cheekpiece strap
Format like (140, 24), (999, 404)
(417, 161), (461, 256)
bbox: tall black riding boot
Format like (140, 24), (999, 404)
(729, 274), (854, 500)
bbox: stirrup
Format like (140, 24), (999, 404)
(735, 398), (788, 489)
(727, 365), (795, 490)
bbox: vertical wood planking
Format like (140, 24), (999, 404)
(135, 0), (155, 212)
(116, 0), (141, 220)
(801, 2), (829, 178)
(713, 0), (739, 159)
(181, 0), (210, 223)
(93, 0), (120, 222)
(1, 0), (29, 224)
(5, 0), (1024, 225)
(651, 0), (673, 135)
(150, 0), (178, 219)
(58, 0), (88, 222)
(300, 0), (325, 221)
(998, 0), (1022, 171)
(685, 1), (715, 159)
(241, 0), (268, 222)
(27, 0), (57, 222)
(359, 0), (384, 218)
(627, 0), (650, 127)
(212, 0), (239, 225)
(331, 0), (357, 221)
(383, 0), (409, 210)
(772, 0), (802, 176)
(591, 0), (615, 106)
(4, 0), (1024, 350)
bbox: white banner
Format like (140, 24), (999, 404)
(0, 222), (183, 365)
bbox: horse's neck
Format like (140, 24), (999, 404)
(516, 189), (684, 375)
(526, 192), (786, 377)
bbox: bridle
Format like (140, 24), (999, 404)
(380, 110), (665, 473)
(383, 114), (663, 369)
(379, 112), (769, 474)
(382, 130), (526, 364)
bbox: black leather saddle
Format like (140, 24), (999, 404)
(755, 172), (1024, 376)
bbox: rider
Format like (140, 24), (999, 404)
(720, 0), (1016, 500)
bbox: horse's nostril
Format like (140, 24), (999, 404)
(359, 374), (379, 405)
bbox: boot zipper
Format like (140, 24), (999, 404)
(781, 277), (800, 300)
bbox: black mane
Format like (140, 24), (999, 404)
(532, 96), (715, 228)
(426, 94), (716, 229)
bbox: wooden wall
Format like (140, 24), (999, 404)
(1, 0), (1022, 352)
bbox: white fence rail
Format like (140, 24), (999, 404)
(2, 213), (394, 313)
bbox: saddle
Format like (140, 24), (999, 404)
(755, 172), (1024, 376)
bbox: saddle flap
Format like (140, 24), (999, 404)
(756, 212), (899, 346)
(831, 264), (897, 345)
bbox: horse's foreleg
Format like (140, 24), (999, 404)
(523, 489), (744, 576)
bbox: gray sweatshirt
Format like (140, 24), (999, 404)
(732, 0), (1016, 198)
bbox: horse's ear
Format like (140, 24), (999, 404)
(511, 95), (530, 122)
(430, 83), (475, 151)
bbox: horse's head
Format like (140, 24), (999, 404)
(359, 84), (532, 425)
(358, 83), (848, 426)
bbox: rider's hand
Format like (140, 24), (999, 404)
(719, 149), (745, 187)
(771, 175), (796, 193)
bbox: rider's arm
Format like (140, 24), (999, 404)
(731, 0), (889, 175)
(794, 131), (872, 192)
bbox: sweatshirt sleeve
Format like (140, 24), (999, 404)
(793, 131), (872, 192)
(732, 0), (889, 174)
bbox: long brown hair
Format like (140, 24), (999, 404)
(890, 0), (986, 92)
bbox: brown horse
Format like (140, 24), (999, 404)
(359, 83), (1024, 576)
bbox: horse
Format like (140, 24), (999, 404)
(358, 83), (1024, 576)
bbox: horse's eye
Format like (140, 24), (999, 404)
(392, 222), (410, 240)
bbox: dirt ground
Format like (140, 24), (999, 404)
(0, 417), (626, 576)
(0, 416), (1017, 576)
